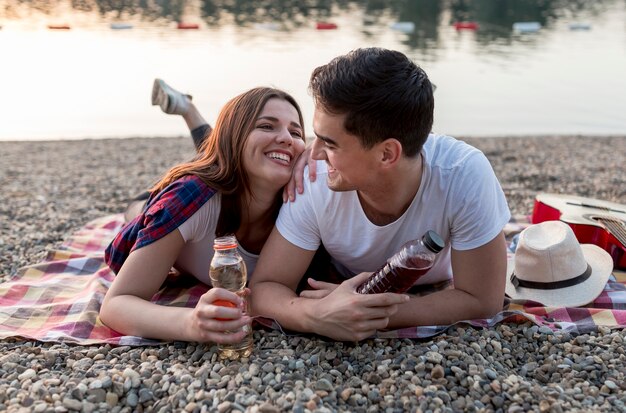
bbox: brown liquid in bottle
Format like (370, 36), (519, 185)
(357, 231), (444, 295)
(357, 255), (433, 294)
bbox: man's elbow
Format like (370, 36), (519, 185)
(248, 278), (275, 314)
(456, 286), (505, 320)
(474, 293), (505, 319)
(249, 276), (280, 295)
(248, 276), (265, 289)
(477, 303), (502, 319)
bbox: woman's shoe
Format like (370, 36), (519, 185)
(151, 79), (192, 115)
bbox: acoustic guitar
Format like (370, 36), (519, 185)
(531, 193), (626, 270)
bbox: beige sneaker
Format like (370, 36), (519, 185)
(151, 79), (192, 115)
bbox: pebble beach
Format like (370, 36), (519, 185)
(1, 135), (625, 412)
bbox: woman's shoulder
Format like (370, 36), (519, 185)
(164, 175), (218, 195)
(105, 175), (218, 274)
(143, 175), (219, 224)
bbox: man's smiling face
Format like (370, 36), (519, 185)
(311, 108), (379, 192)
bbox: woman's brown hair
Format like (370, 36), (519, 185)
(151, 87), (304, 235)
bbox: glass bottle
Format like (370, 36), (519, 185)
(357, 231), (445, 294)
(209, 235), (253, 360)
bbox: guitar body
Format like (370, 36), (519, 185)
(532, 193), (626, 270)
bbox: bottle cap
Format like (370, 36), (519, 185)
(213, 235), (238, 250)
(422, 230), (445, 253)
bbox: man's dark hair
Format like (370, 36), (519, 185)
(309, 48), (434, 157)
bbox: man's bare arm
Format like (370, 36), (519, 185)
(250, 227), (409, 341)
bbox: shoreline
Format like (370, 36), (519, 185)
(1, 133), (625, 144)
(1, 135), (625, 412)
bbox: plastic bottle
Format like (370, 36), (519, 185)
(209, 235), (253, 360)
(356, 231), (445, 294)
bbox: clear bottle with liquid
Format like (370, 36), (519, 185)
(357, 231), (445, 294)
(209, 235), (253, 360)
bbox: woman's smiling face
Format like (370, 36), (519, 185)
(242, 98), (305, 192)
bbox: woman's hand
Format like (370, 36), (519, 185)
(299, 278), (340, 299)
(185, 288), (252, 343)
(283, 145), (317, 202)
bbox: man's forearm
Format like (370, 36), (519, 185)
(251, 281), (316, 333)
(386, 287), (503, 329)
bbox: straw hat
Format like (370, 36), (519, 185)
(505, 220), (613, 307)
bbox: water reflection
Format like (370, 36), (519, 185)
(2, 0), (624, 140)
(2, 0), (621, 66)
(4, 0), (617, 56)
(3, 0), (616, 34)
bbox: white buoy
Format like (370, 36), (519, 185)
(110, 23), (133, 30)
(513, 22), (541, 33)
(568, 22), (591, 31)
(363, 15), (377, 24)
(390, 22), (415, 33)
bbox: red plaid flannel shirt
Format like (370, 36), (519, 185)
(105, 175), (217, 274)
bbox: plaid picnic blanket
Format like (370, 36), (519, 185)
(1, 214), (625, 345)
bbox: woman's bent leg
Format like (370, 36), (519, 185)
(152, 79), (212, 150)
(190, 124), (212, 151)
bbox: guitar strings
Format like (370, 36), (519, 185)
(598, 217), (626, 247)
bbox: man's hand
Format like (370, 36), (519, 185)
(304, 272), (409, 341)
(282, 145), (317, 202)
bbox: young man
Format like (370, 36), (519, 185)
(250, 48), (510, 341)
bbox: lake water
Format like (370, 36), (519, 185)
(1, 0), (625, 141)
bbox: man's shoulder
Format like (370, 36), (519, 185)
(423, 133), (484, 171)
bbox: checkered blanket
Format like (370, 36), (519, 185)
(1, 215), (625, 345)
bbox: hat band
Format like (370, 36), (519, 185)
(510, 264), (592, 290)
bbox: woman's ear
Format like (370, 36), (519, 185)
(379, 138), (403, 167)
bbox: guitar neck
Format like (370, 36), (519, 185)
(566, 201), (626, 214)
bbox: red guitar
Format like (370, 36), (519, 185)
(531, 193), (626, 270)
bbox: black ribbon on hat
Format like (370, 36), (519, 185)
(510, 264), (592, 290)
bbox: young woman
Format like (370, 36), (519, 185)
(100, 83), (306, 343)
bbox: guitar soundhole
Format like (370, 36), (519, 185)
(585, 214), (625, 226)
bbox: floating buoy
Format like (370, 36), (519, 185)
(177, 22), (199, 30)
(363, 16), (377, 25)
(390, 22), (415, 33)
(513, 22), (541, 33)
(568, 22), (591, 31)
(110, 23), (133, 30)
(48, 24), (71, 30)
(316, 22), (337, 30)
(453, 21), (479, 30)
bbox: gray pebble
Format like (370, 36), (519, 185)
(484, 369), (497, 380)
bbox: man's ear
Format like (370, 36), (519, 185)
(379, 138), (403, 167)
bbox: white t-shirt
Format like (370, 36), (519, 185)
(176, 193), (259, 284)
(276, 134), (511, 285)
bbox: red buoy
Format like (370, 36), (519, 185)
(453, 21), (479, 30)
(316, 22), (338, 30)
(48, 24), (71, 30)
(177, 22), (199, 30)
